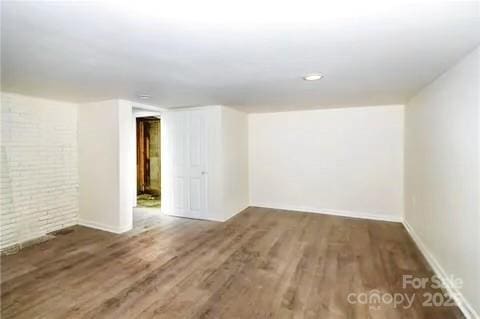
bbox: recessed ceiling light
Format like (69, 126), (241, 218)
(303, 73), (324, 81)
(137, 94), (151, 100)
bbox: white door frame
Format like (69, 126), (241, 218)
(131, 107), (165, 212)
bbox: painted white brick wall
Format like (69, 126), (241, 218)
(1, 93), (79, 250)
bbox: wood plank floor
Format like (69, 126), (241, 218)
(1, 207), (464, 318)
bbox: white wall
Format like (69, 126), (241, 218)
(118, 100), (135, 229)
(78, 99), (133, 233)
(1, 93), (79, 249)
(206, 106), (223, 220)
(249, 105), (404, 221)
(404, 47), (479, 317)
(219, 106), (249, 219)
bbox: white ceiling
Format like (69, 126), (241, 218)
(2, 1), (480, 113)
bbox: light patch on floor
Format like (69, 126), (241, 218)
(136, 194), (161, 208)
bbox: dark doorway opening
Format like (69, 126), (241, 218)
(136, 116), (161, 208)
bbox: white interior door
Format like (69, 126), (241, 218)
(166, 109), (208, 219)
(171, 111), (188, 216)
(187, 110), (208, 217)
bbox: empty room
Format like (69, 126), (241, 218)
(1, 1), (479, 318)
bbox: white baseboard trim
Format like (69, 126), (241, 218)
(403, 220), (479, 319)
(251, 203), (402, 223)
(78, 219), (132, 234)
